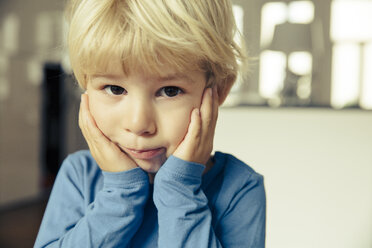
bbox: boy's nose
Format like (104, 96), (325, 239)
(123, 100), (156, 136)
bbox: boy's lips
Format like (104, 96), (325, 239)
(121, 147), (166, 160)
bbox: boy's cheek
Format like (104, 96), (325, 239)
(168, 110), (195, 153)
(87, 102), (114, 138)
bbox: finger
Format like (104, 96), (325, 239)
(187, 108), (201, 142)
(81, 95), (100, 142)
(78, 94), (85, 131)
(79, 94), (96, 143)
(79, 94), (100, 153)
(79, 94), (111, 152)
(181, 108), (201, 148)
(207, 86), (219, 143)
(80, 96), (120, 163)
(200, 87), (218, 143)
(200, 86), (218, 157)
(80, 94), (126, 159)
(200, 87), (213, 131)
(79, 94), (90, 141)
(211, 86), (219, 129)
(173, 108), (201, 161)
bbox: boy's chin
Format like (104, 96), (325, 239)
(139, 165), (161, 174)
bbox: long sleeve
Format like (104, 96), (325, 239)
(213, 169), (266, 248)
(34, 152), (149, 248)
(153, 154), (266, 248)
(153, 156), (221, 248)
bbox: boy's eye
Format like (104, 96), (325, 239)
(104, 85), (126, 95)
(159, 86), (183, 97)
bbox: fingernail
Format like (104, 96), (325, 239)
(208, 87), (213, 97)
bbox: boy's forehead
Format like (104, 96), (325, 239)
(89, 60), (201, 84)
(91, 71), (195, 83)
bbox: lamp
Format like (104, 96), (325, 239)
(267, 22), (313, 106)
(269, 22), (313, 54)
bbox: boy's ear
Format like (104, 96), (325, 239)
(217, 75), (235, 106)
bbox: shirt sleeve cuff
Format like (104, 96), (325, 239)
(160, 156), (205, 178)
(102, 167), (149, 188)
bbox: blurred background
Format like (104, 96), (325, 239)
(0, 0), (371, 247)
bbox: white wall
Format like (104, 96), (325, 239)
(214, 107), (372, 248)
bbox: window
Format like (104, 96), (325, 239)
(331, 0), (372, 109)
(260, 1), (314, 106)
(224, 4), (245, 106)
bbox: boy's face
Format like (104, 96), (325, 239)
(86, 64), (207, 174)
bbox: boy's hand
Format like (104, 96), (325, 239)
(79, 93), (138, 172)
(173, 86), (219, 165)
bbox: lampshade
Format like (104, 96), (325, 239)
(268, 22), (312, 54)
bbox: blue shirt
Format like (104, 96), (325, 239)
(35, 151), (266, 247)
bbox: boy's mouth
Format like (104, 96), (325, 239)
(122, 147), (166, 160)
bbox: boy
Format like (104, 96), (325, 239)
(35, 0), (266, 247)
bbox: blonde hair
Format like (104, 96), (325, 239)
(66, 0), (247, 91)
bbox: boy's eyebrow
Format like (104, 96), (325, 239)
(156, 73), (195, 84)
(90, 74), (123, 80)
(90, 73), (196, 84)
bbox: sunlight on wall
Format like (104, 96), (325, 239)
(30, 11), (65, 86)
(35, 11), (64, 60)
(288, 1), (315, 24)
(233, 5), (244, 47)
(232, 4), (244, 93)
(289, 52), (312, 99)
(261, 1), (314, 48)
(36, 13), (54, 50)
(331, 0), (372, 109)
(361, 44), (372, 109)
(260, 3), (286, 99)
(61, 16), (71, 74)
(0, 14), (15, 102)
(261, 2), (287, 48)
(259, 51), (286, 98)
(288, 52), (312, 75)
(331, 1), (372, 41)
(2, 14), (19, 55)
(224, 4), (245, 106)
(331, 44), (360, 108)
(27, 59), (43, 86)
